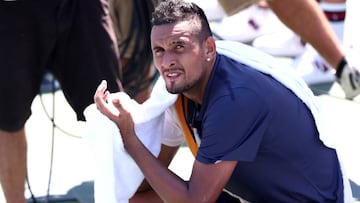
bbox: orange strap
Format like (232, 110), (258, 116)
(174, 96), (198, 157)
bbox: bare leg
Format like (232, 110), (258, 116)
(267, 0), (345, 69)
(0, 128), (27, 203)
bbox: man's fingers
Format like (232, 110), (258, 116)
(94, 80), (115, 117)
(94, 80), (107, 96)
(112, 98), (121, 108)
(96, 80), (107, 93)
(112, 98), (127, 114)
(93, 81), (131, 124)
(112, 98), (133, 121)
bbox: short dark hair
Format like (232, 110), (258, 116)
(151, 0), (213, 42)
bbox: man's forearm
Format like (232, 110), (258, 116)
(124, 134), (189, 203)
(267, 0), (344, 68)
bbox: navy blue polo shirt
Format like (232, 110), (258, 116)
(188, 53), (343, 202)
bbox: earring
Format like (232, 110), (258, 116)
(206, 58), (211, 62)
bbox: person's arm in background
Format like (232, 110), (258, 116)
(109, 0), (158, 103)
(267, 0), (360, 99)
(267, 0), (342, 69)
(218, 0), (360, 99)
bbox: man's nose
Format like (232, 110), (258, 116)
(162, 52), (176, 68)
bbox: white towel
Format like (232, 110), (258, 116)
(83, 77), (180, 203)
(216, 40), (353, 203)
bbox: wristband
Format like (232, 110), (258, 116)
(335, 57), (347, 78)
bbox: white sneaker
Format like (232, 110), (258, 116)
(211, 5), (283, 43)
(252, 28), (306, 57)
(292, 46), (336, 85)
(185, 0), (226, 22)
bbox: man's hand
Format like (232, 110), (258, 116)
(94, 80), (136, 140)
(336, 61), (360, 99)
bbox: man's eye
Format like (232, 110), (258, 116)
(153, 48), (164, 55)
(154, 51), (162, 56)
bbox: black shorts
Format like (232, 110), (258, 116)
(0, 0), (122, 131)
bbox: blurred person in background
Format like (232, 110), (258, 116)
(215, 0), (360, 99)
(0, 0), (122, 202)
(110, 0), (161, 103)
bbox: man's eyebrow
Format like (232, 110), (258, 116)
(169, 40), (185, 47)
(151, 39), (186, 51)
(152, 45), (163, 51)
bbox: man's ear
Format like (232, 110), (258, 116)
(204, 36), (216, 58)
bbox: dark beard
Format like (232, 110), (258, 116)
(166, 80), (193, 94)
